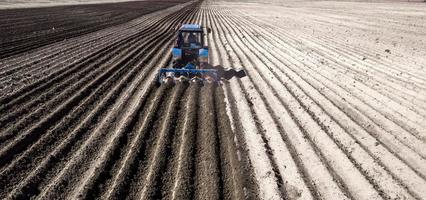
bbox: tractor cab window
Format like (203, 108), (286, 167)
(178, 31), (202, 48)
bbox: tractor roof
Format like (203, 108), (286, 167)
(179, 24), (202, 32)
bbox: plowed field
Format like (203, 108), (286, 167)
(1, 0), (425, 199)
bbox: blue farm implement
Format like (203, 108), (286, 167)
(157, 24), (245, 84)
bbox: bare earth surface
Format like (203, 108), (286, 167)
(0, 0), (425, 199)
(0, 0), (149, 9)
(209, 0), (426, 199)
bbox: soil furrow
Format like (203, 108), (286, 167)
(0, 2), (197, 198)
(226, 10), (417, 199)
(0, 31), (174, 198)
(2, 0), (424, 199)
(163, 83), (199, 200)
(0, 15), (174, 138)
(0, 0), (187, 59)
(193, 83), (222, 199)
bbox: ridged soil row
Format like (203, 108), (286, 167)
(2, 1), (278, 199)
(222, 0), (426, 150)
(153, 82), (248, 200)
(0, 6), (171, 73)
(135, 83), (187, 200)
(214, 7), (415, 199)
(0, 5), (184, 139)
(220, 6), (426, 181)
(248, 9), (426, 104)
(0, 2), (200, 199)
(201, 7), (261, 200)
(272, 8), (426, 78)
(241, 9), (426, 115)
(0, 2), (193, 96)
(0, 2), (191, 105)
(67, 9), (200, 200)
(205, 4), (287, 200)
(226, 19), (421, 178)
(193, 83), (222, 199)
(243, 7), (426, 89)
(209, 3), (426, 199)
(216, 8), (419, 200)
(210, 5), (351, 199)
(268, 17), (426, 118)
(0, 17), (148, 86)
(223, 3), (426, 141)
(201, 9), (247, 200)
(0, 1), (184, 59)
(0, 3), (192, 169)
(89, 7), (248, 199)
(0, 34), (170, 198)
(233, 6), (424, 145)
(160, 83), (199, 200)
(0, 29), (158, 139)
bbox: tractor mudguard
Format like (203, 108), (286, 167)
(172, 48), (182, 58)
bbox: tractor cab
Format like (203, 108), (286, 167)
(175, 24), (206, 49)
(171, 24), (211, 68)
(177, 26), (203, 49)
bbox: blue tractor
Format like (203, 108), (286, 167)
(157, 24), (245, 84)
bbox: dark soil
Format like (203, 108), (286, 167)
(0, 0), (189, 59)
(0, 1), (255, 199)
